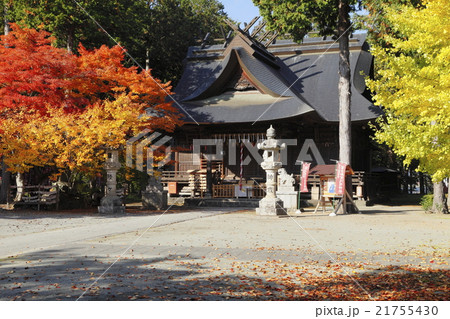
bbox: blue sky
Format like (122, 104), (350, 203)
(220, 1), (368, 33)
(220, 0), (260, 25)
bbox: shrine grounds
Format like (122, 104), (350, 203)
(0, 203), (448, 301)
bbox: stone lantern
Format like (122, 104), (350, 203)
(256, 125), (287, 216)
(98, 148), (125, 214)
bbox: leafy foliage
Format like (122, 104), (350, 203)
(0, 25), (79, 115)
(420, 194), (434, 212)
(10, 0), (150, 53)
(0, 24), (182, 176)
(366, 0), (450, 182)
(357, 0), (423, 46)
(144, 0), (228, 83)
(6, 0), (229, 83)
(252, 0), (362, 41)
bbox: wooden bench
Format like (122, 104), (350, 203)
(10, 185), (59, 210)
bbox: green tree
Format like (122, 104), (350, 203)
(6, 0), (228, 83)
(10, 0), (150, 53)
(253, 0), (361, 166)
(365, 0), (450, 212)
(358, 0), (423, 46)
(145, 0), (228, 83)
(181, 0), (227, 37)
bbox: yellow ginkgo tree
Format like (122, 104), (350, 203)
(1, 95), (159, 175)
(367, 0), (450, 212)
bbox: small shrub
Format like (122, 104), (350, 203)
(420, 194), (433, 212)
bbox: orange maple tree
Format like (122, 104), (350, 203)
(0, 24), (181, 175)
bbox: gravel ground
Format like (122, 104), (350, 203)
(0, 204), (448, 301)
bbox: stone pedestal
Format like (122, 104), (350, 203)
(255, 126), (287, 216)
(276, 168), (298, 213)
(256, 196), (286, 216)
(276, 191), (298, 213)
(98, 149), (125, 214)
(98, 195), (125, 214)
(256, 163), (286, 216)
(142, 175), (167, 210)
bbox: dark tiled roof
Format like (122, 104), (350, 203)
(173, 33), (382, 124)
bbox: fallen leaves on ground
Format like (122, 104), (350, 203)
(1, 249), (448, 301)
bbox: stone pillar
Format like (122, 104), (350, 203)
(256, 126), (287, 216)
(142, 174), (168, 210)
(98, 149), (125, 214)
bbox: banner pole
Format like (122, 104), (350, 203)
(296, 161), (303, 214)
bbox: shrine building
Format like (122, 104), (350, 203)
(161, 20), (382, 199)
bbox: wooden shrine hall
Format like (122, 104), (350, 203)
(161, 18), (382, 199)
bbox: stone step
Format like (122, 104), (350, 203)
(184, 198), (260, 207)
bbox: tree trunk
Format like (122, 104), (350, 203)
(338, 0), (352, 166)
(67, 32), (74, 53)
(419, 172), (424, 194)
(14, 172), (24, 202)
(4, 2), (10, 35)
(432, 181), (448, 214)
(446, 178), (450, 210)
(1, 3), (10, 202)
(0, 159), (11, 203)
(447, 181), (450, 210)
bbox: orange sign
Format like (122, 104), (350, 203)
(168, 182), (178, 194)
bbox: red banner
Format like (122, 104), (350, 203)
(335, 162), (347, 195)
(300, 162), (311, 193)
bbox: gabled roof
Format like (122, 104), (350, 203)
(173, 30), (382, 124)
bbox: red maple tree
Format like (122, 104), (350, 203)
(0, 24), (181, 174)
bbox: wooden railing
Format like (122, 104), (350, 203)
(213, 184), (235, 198)
(252, 184), (266, 198)
(10, 185), (59, 210)
(296, 172), (365, 186)
(161, 171), (190, 182)
(164, 170), (367, 199)
(212, 184), (265, 199)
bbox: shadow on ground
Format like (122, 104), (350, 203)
(0, 247), (448, 301)
(0, 206), (219, 221)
